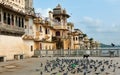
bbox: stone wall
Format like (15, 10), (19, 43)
(0, 35), (33, 60)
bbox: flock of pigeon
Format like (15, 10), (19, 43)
(36, 57), (120, 75)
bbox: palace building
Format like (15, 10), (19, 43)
(0, 1), (99, 62)
(33, 4), (71, 50)
(49, 4), (70, 49)
(33, 4), (99, 51)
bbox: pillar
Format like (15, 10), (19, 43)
(1, 8), (3, 23)
(20, 17), (22, 27)
(9, 14), (11, 25)
(0, 8), (1, 22)
(14, 15), (15, 26)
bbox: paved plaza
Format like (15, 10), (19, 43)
(0, 57), (120, 75)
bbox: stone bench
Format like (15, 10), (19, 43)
(0, 56), (6, 62)
(14, 54), (24, 60)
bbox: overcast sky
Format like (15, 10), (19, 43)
(33, 0), (120, 45)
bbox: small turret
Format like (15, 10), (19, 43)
(25, 0), (34, 15)
(52, 4), (70, 26)
(56, 4), (61, 8)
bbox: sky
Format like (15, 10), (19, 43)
(33, 0), (120, 45)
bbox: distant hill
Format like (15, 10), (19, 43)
(100, 43), (112, 47)
(100, 43), (120, 47)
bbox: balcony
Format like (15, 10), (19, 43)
(83, 39), (89, 43)
(36, 31), (40, 36)
(0, 23), (25, 35)
(49, 20), (67, 30)
(45, 35), (50, 40)
(52, 36), (68, 42)
(53, 25), (67, 30)
(34, 36), (40, 41)
(52, 36), (59, 42)
(33, 18), (43, 24)
(23, 35), (34, 40)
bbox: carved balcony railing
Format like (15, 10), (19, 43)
(52, 36), (69, 42)
(36, 31), (40, 37)
(0, 23), (25, 35)
(53, 25), (67, 30)
(52, 36), (58, 42)
(50, 20), (68, 30)
(33, 18), (44, 24)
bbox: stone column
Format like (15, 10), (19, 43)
(0, 8), (2, 22)
(0, 8), (3, 23)
(17, 17), (19, 27)
(10, 14), (12, 26)
(20, 17), (22, 27)
(6, 13), (8, 24)
(13, 15), (16, 26)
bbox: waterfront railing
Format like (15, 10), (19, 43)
(34, 49), (120, 57)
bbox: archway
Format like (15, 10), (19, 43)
(55, 17), (61, 22)
(56, 31), (60, 36)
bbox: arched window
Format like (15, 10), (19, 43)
(56, 31), (60, 36)
(45, 28), (50, 34)
(76, 37), (78, 41)
(55, 17), (61, 22)
(45, 28), (47, 34)
(40, 26), (42, 32)
(31, 45), (33, 51)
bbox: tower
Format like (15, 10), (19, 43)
(53, 4), (70, 27)
(24, 0), (34, 36)
(51, 4), (70, 49)
(25, 0), (34, 15)
(52, 4), (70, 37)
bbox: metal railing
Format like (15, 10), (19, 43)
(34, 49), (120, 57)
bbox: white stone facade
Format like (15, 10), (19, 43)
(0, 0), (25, 12)
(0, 0), (35, 61)
(0, 35), (27, 60)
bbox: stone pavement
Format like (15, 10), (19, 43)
(0, 57), (120, 75)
